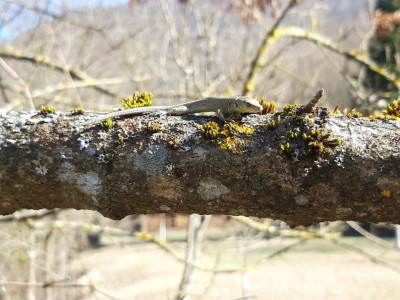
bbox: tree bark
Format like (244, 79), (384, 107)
(0, 109), (399, 226)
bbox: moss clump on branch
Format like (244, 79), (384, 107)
(383, 98), (400, 118)
(199, 121), (255, 155)
(122, 91), (153, 109)
(40, 106), (56, 115)
(266, 115), (281, 129)
(100, 119), (113, 131)
(71, 107), (85, 115)
(258, 97), (276, 114)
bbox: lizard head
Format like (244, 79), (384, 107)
(233, 96), (263, 114)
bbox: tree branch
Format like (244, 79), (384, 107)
(0, 109), (399, 226)
(0, 48), (120, 99)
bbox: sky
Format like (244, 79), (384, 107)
(0, 0), (128, 41)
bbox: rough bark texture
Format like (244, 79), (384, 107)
(0, 108), (399, 226)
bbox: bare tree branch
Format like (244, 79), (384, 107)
(242, 0), (300, 95)
(0, 107), (399, 226)
(0, 48), (120, 99)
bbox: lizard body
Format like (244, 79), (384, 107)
(80, 96), (262, 127)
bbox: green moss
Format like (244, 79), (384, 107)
(259, 97), (276, 114)
(280, 143), (295, 157)
(199, 121), (255, 154)
(72, 107), (85, 115)
(122, 91), (153, 109)
(267, 115), (281, 129)
(40, 106), (56, 114)
(345, 109), (363, 118)
(100, 119), (113, 131)
(383, 98), (400, 117)
(282, 104), (299, 115)
(288, 129), (298, 139)
(302, 129), (341, 154)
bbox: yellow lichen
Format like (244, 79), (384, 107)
(199, 121), (220, 139)
(122, 91), (153, 109)
(381, 190), (391, 198)
(40, 106), (56, 115)
(168, 139), (180, 150)
(147, 122), (162, 132)
(219, 136), (250, 155)
(221, 122), (254, 136)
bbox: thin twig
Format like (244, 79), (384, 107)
(347, 221), (399, 251)
(0, 48), (120, 99)
(270, 26), (400, 89)
(0, 57), (34, 109)
(242, 0), (300, 95)
(330, 238), (400, 275)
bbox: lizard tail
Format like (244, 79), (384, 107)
(79, 106), (172, 126)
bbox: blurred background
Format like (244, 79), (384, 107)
(0, 0), (400, 299)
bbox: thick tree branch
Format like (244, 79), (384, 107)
(0, 109), (399, 226)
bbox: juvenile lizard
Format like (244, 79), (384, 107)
(79, 96), (262, 127)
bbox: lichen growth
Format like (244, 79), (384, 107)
(381, 190), (391, 197)
(100, 119), (113, 131)
(259, 97), (276, 114)
(168, 139), (180, 150)
(199, 121), (220, 139)
(147, 122), (162, 132)
(40, 106), (56, 115)
(35, 165), (48, 175)
(122, 91), (153, 109)
(200, 121), (254, 154)
(219, 136), (250, 155)
(221, 122), (254, 136)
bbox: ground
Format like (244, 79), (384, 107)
(71, 236), (400, 300)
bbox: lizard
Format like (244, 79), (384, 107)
(79, 96), (263, 127)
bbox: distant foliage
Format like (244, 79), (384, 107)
(366, 1), (400, 98)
